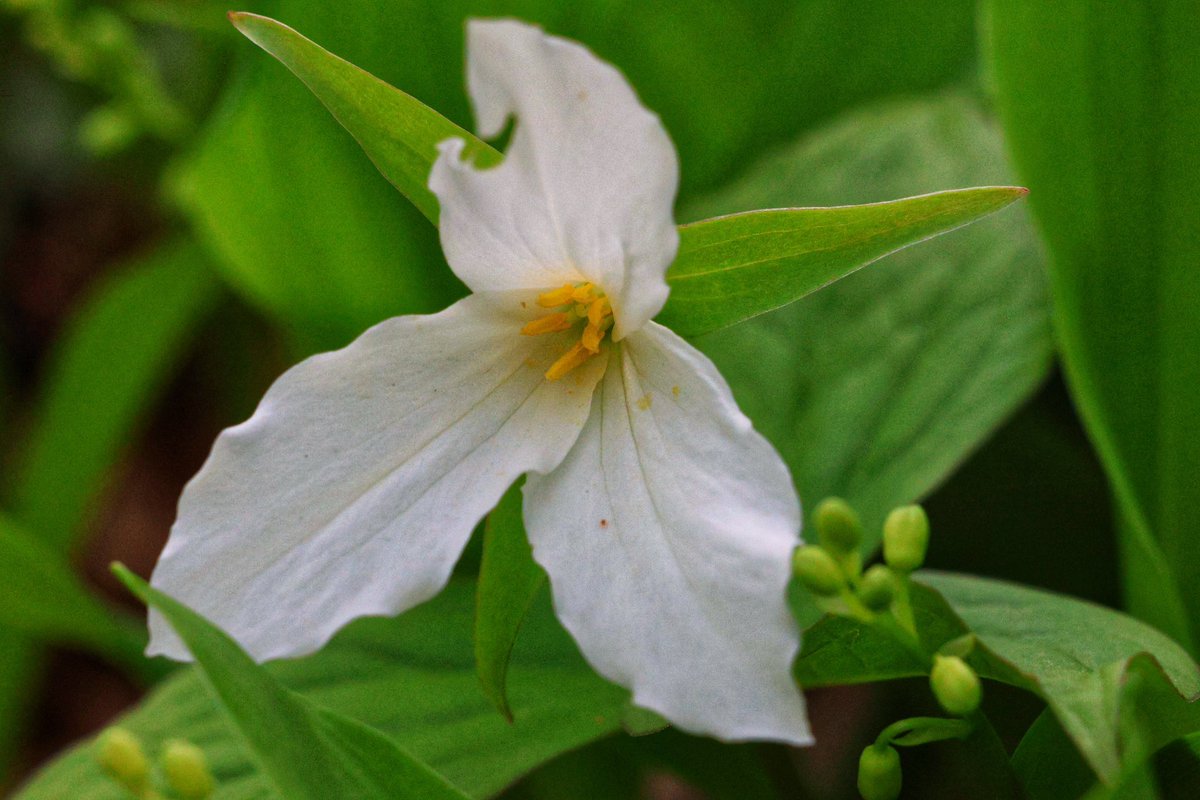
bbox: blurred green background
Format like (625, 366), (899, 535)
(2, 0), (1194, 797)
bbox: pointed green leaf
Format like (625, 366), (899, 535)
(113, 565), (471, 800)
(18, 580), (627, 799)
(8, 240), (220, 551)
(475, 480), (544, 721)
(985, 0), (1200, 651)
(228, 11), (498, 226)
(659, 187), (1027, 336)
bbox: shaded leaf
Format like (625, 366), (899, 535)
(924, 571), (1200, 785)
(475, 480), (544, 721)
(792, 570), (1200, 788)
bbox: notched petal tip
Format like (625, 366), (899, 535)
(435, 17), (679, 325)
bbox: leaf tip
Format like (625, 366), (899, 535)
(226, 11), (263, 37)
(110, 562), (149, 603)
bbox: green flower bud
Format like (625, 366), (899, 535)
(883, 505), (929, 573)
(793, 546), (844, 597)
(930, 654), (981, 716)
(857, 743), (902, 800)
(162, 738), (215, 799)
(857, 565), (896, 612)
(95, 727), (149, 792)
(815, 497), (862, 556)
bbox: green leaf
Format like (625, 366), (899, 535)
(0, 516), (146, 670)
(113, 565), (471, 800)
(174, 3), (467, 348)
(688, 93), (1053, 542)
(16, 580), (628, 799)
(228, 12), (498, 225)
(658, 187), (1027, 336)
(984, 0), (1200, 651)
(792, 582), (964, 687)
(7, 240), (220, 551)
(475, 480), (544, 721)
(922, 571), (1200, 785)
(792, 571), (1200, 788)
(1012, 710), (1100, 800)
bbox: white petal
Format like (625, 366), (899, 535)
(524, 322), (810, 744)
(149, 293), (604, 661)
(429, 19), (679, 339)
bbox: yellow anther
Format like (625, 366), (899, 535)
(520, 312), (573, 336)
(526, 283), (613, 380)
(545, 342), (594, 381)
(581, 323), (605, 353)
(586, 297), (611, 326)
(536, 284), (577, 308)
(571, 283), (598, 303)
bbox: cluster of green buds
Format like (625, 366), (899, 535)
(793, 498), (986, 800)
(1, 0), (189, 153)
(95, 727), (215, 799)
(792, 498), (929, 632)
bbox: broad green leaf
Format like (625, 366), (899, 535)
(923, 571), (1200, 786)
(7, 240), (220, 551)
(792, 583), (963, 688)
(16, 580), (628, 799)
(229, 11), (499, 225)
(984, 1), (1200, 651)
(791, 571), (1200, 788)
(114, 566), (471, 800)
(1012, 710), (1104, 800)
(658, 187), (1027, 336)
(0, 516), (146, 672)
(688, 93), (1052, 542)
(475, 480), (544, 721)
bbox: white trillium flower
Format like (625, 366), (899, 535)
(149, 18), (811, 744)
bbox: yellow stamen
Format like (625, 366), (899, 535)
(520, 312), (572, 336)
(581, 307), (614, 353)
(571, 283), (598, 303)
(586, 297), (611, 326)
(545, 342), (594, 382)
(581, 323), (605, 353)
(536, 284), (577, 308)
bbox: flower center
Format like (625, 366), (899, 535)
(520, 282), (615, 381)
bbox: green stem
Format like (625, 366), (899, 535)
(876, 716), (974, 748)
(891, 576), (917, 637)
(836, 585), (876, 624)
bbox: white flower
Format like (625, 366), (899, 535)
(149, 18), (811, 745)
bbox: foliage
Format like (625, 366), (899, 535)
(0, 1), (1197, 799)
